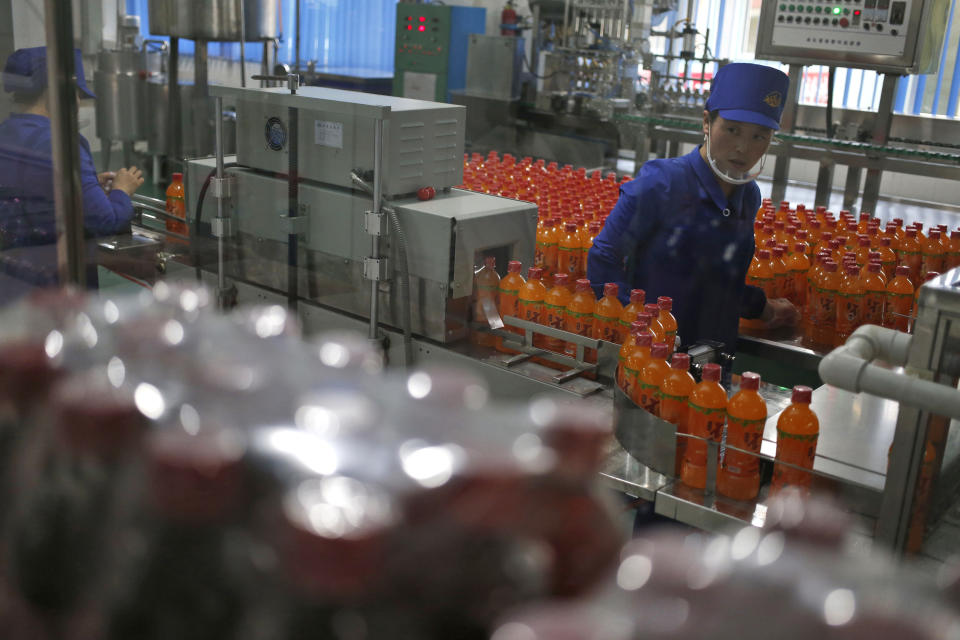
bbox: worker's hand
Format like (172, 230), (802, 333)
(113, 166), (144, 196)
(97, 171), (116, 192)
(760, 298), (800, 330)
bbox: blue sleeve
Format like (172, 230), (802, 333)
(79, 137), (133, 236)
(587, 171), (662, 301)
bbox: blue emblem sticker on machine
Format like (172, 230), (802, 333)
(265, 116), (286, 151)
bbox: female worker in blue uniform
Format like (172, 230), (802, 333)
(587, 62), (799, 356)
(0, 47), (144, 296)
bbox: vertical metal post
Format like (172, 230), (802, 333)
(369, 119), (383, 340)
(45, 0), (86, 287)
(770, 64), (803, 204)
(842, 166), (862, 213)
(295, 0), (301, 73)
(215, 95), (226, 300)
(861, 74), (899, 215)
(287, 74), (300, 311)
(813, 158), (835, 210)
(238, 0), (247, 87)
(169, 36), (181, 161)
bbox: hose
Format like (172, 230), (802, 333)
(350, 172), (414, 368)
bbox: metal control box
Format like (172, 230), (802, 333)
(393, 4), (486, 102)
(212, 85), (466, 197)
(756, 0), (949, 73)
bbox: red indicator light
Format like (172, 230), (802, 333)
(854, 9), (860, 14)
(406, 25), (412, 30)
(406, 16), (412, 21)
(418, 25), (426, 31)
(419, 16), (426, 22)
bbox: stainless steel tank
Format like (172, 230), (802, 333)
(148, 0), (279, 41)
(147, 81), (236, 157)
(94, 50), (149, 141)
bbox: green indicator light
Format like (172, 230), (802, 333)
(833, 6), (841, 14)
(815, 6), (822, 12)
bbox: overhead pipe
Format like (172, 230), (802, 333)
(818, 324), (960, 419)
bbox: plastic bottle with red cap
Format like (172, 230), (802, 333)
(771, 385), (820, 496)
(593, 282), (624, 344)
(658, 352), (695, 475)
(471, 256), (500, 348)
(717, 372), (767, 502)
(680, 363), (727, 490)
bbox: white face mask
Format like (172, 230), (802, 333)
(703, 130), (766, 186)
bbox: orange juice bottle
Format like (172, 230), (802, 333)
(899, 228), (923, 285)
(771, 246), (788, 299)
(637, 342), (670, 415)
(921, 229), (947, 279)
(813, 231), (833, 258)
(496, 260), (526, 353)
(835, 263), (863, 345)
(534, 217), (559, 279)
(564, 278), (597, 361)
(517, 267), (548, 347)
(643, 303), (666, 343)
(165, 172), (188, 239)
(617, 317), (652, 389)
(786, 242), (810, 309)
(623, 332), (653, 403)
(542, 272), (572, 353)
(581, 220), (602, 275)
(680, 363), (727, 490)
(742, 249), (774, 330)
(471, 256), (500, 347)
(813, 260), (839, 347)
(657, 297), (678, 354)
(856, 211), (871, 235)
(884, 265), (914, 332)
(948, 230), (960, 270)
(659, 352), (695, 475)
(877, 237), (898, 281)
(594, 282), (625, 344)
(770, 385), (819, 496)
(860, 262), (886, 327)
(557, 222), (583, 280)
(854, 236), (871, 267)
(619, 288), (645, 336)
(717, 372), (767, 502)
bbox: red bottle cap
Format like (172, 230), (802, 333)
(603, 282), (618, 298)
(740, 372), (761, 391)
(791, 385), (813, 404)
(172, 172), (183, 181)
(650, 342), (670, 359)
(906, 228), (917, 238)
(845, 264), (859, 276)
(794, 243), (806, 253)
(528, 267), (543, 280)
(858, 236), (870, 247)
(644, 303), (659, 316)
(630, 289), (645, 304)
(507, 260), (522, 274)
(636, 333), (653, 347)
(825, 261), (838, 272)
(588, 221), (602, 232)
(774, 221), (785, 230)
(952, 231), (960, 239)
(816, 205), (827, 214)
(765, 238), (776, 248)
(670, 352), (690, 370)
(772, 246), (784, 258)
(634, 315), (652, 330)
(484, 256), (496, 268)
(575, 278), (591, 292)
(552, 273), (569, 286)
(881, 237), (892, 246)
(809, 220), (821, 229)
(757, 249), (771, 259)
(868, 262), (881, 273)
(701, 363), (721, 382)
(821, 231), (833, 242)
(895, 265), (910, 277)
(657, 296), (672, 310)
(930, 230), (941, 239)
(926, 272), (940, 282)
(780, 200), (790, 209)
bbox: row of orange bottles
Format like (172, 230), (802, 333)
(536, 217), (603, 283)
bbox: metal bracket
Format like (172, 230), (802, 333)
(364, 211), (387, 237)
(280, 204), (309, 236)
(211, 217), (232, 238)
(210, 176), (234, 199)
(363, 257), (388, 281)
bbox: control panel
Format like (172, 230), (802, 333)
(756, 0), (949, 73)
(393, 4), (485, 102)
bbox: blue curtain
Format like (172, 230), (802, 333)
(126, 0), (397, 72)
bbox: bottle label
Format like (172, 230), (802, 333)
(544, 303), (566, 329)
(637, 382), (660, 415)
(725, 414), (766, 474)
(862, 292), (884, 325)
(594, 315), (622, 343)
(519, 300), (543, 324)
(688, 401), (725, 441)
(566, 308), (593, 337)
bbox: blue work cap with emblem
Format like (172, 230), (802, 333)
(705, 63), (789, 131)
(2, 46), (96, 98)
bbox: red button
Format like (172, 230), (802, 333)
(839, 17), (849, 27)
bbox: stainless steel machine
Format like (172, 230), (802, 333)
(176, 85), (536, 348)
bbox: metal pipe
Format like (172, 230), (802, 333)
(239, 0), (247, 87)
(169, 37), (181, 161)
(369, 118), (384, 340)
(215, 95), (226, 299)
(45, 0), (86, 287)
(287, 74), (300, 311)
(295, 0), (301, 73)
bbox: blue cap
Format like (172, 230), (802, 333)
(705, 63), (789, 131)
(3, 47), (95, 99)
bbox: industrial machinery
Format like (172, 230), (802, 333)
(178, 84), (536, 348)
(393, 3), (486, 102)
